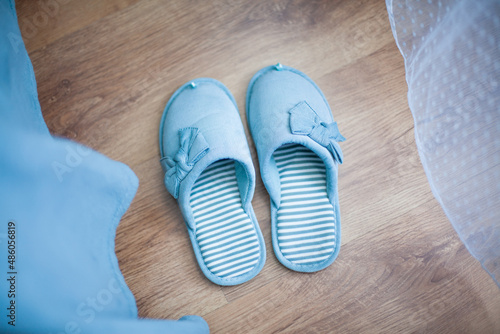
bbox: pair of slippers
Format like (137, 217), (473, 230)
(159, 64), (345, 286)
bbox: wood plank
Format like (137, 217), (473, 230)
(27, 0), (393, 166)
(15, 0), (140, 52)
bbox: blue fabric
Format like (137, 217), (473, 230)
(246, 64), (344, 272)
(0, 0), (48, 136)
(0, 0), (209, 331)
(159, 78), (266, 285)
(387, 0), (500, 287)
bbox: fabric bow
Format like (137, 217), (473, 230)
(289, 101), (346, 164)
(160, 127), (209, 199)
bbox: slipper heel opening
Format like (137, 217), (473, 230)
(190, 159), (261, 281)
(273, 144), (337, 269)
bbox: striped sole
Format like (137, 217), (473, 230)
(190, 159), (261, 279)
(274, 144), (337, 265)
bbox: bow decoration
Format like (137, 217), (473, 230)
(160, 127), (209, 199)
(289, 101), (345, 164)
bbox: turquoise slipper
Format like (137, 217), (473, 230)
(246, 64), (345, 272)
(159, 78), (266, 285)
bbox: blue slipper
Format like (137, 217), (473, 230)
(246, 64), (345, 272)
(159, 78), (266, 285)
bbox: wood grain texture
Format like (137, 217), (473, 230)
(15, 0), (500, 333)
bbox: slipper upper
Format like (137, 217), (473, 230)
(160, 78), (256, 231)
(246, 64), (345, 208)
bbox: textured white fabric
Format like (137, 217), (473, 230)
(387, 0), (500, 286)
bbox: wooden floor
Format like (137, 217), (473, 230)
(16, 0), (500, 333)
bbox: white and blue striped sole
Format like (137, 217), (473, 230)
(190, 160), (261, 279)
(274, 144), (337, 266)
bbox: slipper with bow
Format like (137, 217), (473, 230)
(246, 64), (345, 272)
(159, 78), (266, 285)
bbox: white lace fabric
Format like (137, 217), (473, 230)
(387, 0), (500, 287)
